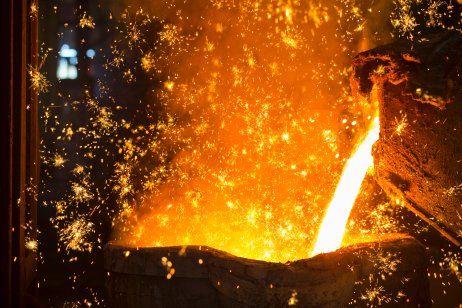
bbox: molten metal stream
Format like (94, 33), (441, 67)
(311, 117), (380, 256)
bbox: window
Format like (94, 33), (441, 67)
(57, 44), (78, 79)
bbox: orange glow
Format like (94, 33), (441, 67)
(113, 1), (384, 263)
(311, 116), (379, 256)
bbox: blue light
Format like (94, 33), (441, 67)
(69, 57), (78, 65)
(59, 44), (78, 58)
(86, 49), (96, 58)
(57, 44), (79, 80)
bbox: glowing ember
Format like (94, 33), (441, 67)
(312, 116), (379, 256)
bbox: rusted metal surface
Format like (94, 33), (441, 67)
(105, 235), (430, 307)
(351, 31), (462, 247)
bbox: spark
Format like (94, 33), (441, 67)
(391, 0), (419, 39)
(79, 12), (95, 29)
(426, 1), (447, 27)
(113, 162), (133, 199)
(439, 251), (462, 283)
(53, 153), (67, 168)
(361, 285), (387, 305)
(26, 240), (38, 251)
(141, 52), (156, 73)
(375, 250), (401, 276)
(393, 114), (408, 137)
(164, 81), (175, 91)
(28, 59), (50, 94)
(445, 183), (462, 197)
(308, 1), (329, 28)
(96, 107), (116, 133)
(73, 164), (85, 175)
(123, 69), (136, 83)
(107, 46), (125, 68)
(288, 290), (298, 306)
(121, 8), (151, 49)
(58, 217), (94, 252)
(65, 126), (74, 140)
(281, 27), (302, 49)
(55, 200), (67, 216)
(204, 37), (215, 52)
(71, 181), (93, 203)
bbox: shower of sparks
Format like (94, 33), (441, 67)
(106, 0), (392, 263)
(158, 24), (183, 46)
(308, 1), (329, 28)
(52, 153), (67, 168)
(58, 217), (95, 252)
(391, 0), (419, 39)
(36, 0), (462, 304)
(350, 201), (405, 239)
(439, 251), (462, 283)
(121, 8), (151, 49)
(79, 12), (95, 29)
(71, 181), (94, 203)
(360, 285), (388, 306)
(26, 240), (38, 252)
(374, 250), (401, 278)
(392, 114), (408, 137)
(281, 27), (303, 49)
(141, 52), (156, 73)
(348, 247), (406, 306)
(427, 1), (447, 27)
(73, 164), (85, 175)
(113, 162), (134, 199)
(106, 46), (125, 69)
(28, 63), (50, 94)
(445, 183), (462, 197)
(390, 0), (461, 39)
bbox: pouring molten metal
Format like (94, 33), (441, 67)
(312, 116), (379, 256)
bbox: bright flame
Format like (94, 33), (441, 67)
(311, 116), (380, 256)
(113, 2), (387, 263)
